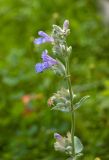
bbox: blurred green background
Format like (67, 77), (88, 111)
(0, 0), (109, 159)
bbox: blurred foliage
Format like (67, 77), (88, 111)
(0, 0), (109, 159)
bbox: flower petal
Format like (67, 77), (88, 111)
(42, 50), (58, 65)
(42, 62), (50, 69)
(38, 31), (49, 37)
(35, 63), (43, 72)
(34, 31), (54, 44)
(38, 31), (54, 42)
(34, 37), (46, 44)
(41, 50), (48, 61)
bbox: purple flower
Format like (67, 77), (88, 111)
(54, 133), (62, 140)
(35, 50), (58, 73)
(34, 31), (54, 44)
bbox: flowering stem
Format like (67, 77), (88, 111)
(65, 57), (75, 157)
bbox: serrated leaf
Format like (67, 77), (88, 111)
(74, 136), (83, 154)
(74, 95), (90, 110)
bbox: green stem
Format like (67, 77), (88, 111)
(65, 57), (75, 157)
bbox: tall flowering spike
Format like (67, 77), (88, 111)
(34, 31), (54, 44)
(35, 50), (58, 73)
(63, 20), (69, 30)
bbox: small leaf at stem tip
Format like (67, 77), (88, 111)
(73, 95), (90, 111)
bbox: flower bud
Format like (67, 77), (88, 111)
(54, 133), (62, 140)
(63, 20), (69, 30)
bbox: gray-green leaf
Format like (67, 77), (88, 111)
(74, 136), (83, 154)
(51, 102), (70, 112)
(74, 95), (90, 110)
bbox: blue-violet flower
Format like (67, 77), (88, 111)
(34, 31), (54, 44)
(35, 50), (58, 73)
